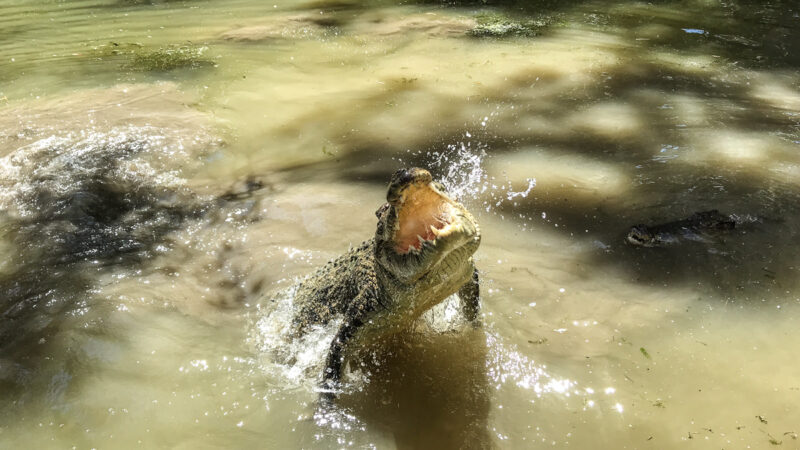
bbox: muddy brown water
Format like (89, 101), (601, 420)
(1, 0), (800, 448)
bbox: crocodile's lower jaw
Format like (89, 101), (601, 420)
(430, 221), (461, 240)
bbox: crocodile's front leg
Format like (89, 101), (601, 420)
(321, 318), (361, 397)
(458, 265), (480, 324)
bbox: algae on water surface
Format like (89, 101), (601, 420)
(468, 12), (562, 37)
(90, 42), (215, 72)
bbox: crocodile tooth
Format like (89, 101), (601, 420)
(430, 224), (440, 237)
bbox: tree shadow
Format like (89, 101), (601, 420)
(273, 3), (800, 300)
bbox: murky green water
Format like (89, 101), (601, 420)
(2, 0), (800, 448)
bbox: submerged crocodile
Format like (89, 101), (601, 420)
(290, 168), (481, 393)
(626, 210), (735, 247)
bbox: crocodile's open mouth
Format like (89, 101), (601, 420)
(394, 182), (456, 254)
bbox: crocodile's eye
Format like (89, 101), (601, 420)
(375, 202), (390, 218)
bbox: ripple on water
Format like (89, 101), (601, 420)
(0, 83), (225, 418)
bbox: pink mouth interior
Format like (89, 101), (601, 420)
(395, 183), (452, 253)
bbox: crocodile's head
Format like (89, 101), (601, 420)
(374, 168), (480, 283)
(626, 225), (655, 247)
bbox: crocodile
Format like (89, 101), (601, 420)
(290, 168), (481, 394)
(626, 210), (735, 247)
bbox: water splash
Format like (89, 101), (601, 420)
(251, 288), (475, 390)
(0, 126), (198, 219)
(251, 284), (343, 389)
(504, 178), (537, 202)
(397, 127), (536, 222)
(0, 126), (214, 271)
(423, 139), (489, 202)
(418, 294), (467, 333)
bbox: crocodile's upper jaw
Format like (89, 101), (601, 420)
(394, 181), (460, 254)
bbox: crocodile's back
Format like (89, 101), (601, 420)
(627, 210), (736, 247)
(689, 210), (735, 231)
(292, 239), (380, 332)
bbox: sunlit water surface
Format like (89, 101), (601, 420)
(1, 0), (800, 448)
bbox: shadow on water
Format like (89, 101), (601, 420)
(337, 327), (491, 449)
(0, 134), (206, 403)
(294, 0), (800, 70)
(280, 159), (800, 302)
(275, 2), (800, 300)
(486, 62), (800, 297)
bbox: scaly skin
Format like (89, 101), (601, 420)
(626, 210), (735, 247)
(290, 168), (481, 394)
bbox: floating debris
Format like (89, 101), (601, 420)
(681, 28), (707, 35)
